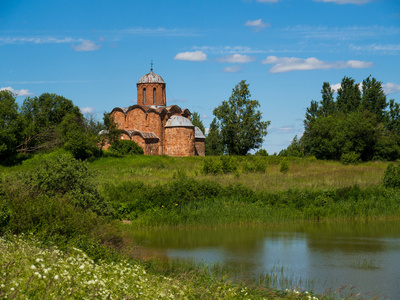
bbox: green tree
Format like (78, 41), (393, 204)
(0, 90), (23, 159)
(361, 76), (387, 123)
(20, 93), (81, 152)
(58, 113), (101, 160)
(320, 82), (336, 117)
(336, 76), (361, 113)
(191, 112), (205, 134)
(213, 80), (270, 155)
(103, 112), (121, 144)
(205, 117), (224, 156)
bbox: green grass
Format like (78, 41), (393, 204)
(0, 152), (397, 299)
(0, 234), (322, 300)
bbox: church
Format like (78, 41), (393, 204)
(110, 67), (205, 156)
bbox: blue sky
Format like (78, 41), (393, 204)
(1, 0), (400, 154)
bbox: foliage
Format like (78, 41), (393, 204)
(0, 90), (24, 159)
(213, 80), (270, 155)
(2, 154), (113, 216)
(205, 117), (224, 156)
(102, 112), (121, 145)
(19, 93), (81, 153)
(109, 140), (144, 155)
(289, 75), (400, 161)
(279, 136), (303, 157)
(340, 152), (360, 165)
(191, 111), (206, 134)
(279, 159), (290, 173)
(382, 163), (400, 188)
(255, 149), (268, 156)
(59, 113), (102, 160)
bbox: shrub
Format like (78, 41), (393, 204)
(2, 155), (113, 216)
(242, 157), (267, 173)
(279, 159), (290, 173)
(382, 163), (400, 188)
(109, 140), (144, 155)
(340, 152), (360, 165)
(200, 157), (223, 175)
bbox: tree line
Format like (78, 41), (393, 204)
(0, 90), (104, 163)
(281, 76), (400, 162)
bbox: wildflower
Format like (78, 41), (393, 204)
(30, 265), (36, 270)
(54, 275), (59, 280)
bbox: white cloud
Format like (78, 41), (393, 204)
(314, 0), (372, 4)
(174, 51), (207, 61)
(330, 83), (342, 92)
(279, 126), (295, 134)
(72, 40), (101, 52)
(262, 56), (373, 73)
(383, 83), (400, 94)
(350, 43), (400, 54)
(0, 86), (33, 97)
(80, 107), (95, 114)
(122, 27), (199, 37)
(245, 19), (270, 31)
(223, 65), (242, 73)
(0, 36), (76, 45)
(193, 45), (267, 54)
(217, 54), (256, 63)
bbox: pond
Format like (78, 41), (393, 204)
(130, 220), (400, 299)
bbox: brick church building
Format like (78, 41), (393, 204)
(110, 67), (205, 156)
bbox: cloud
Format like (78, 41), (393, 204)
(383, 83), (400, 94)
(80, 107), (95, 114)
(314, 0), (372, 4)
(223, 65), (242, 73)
(330, 83), (342, 92)
(174, 51), (207, 61)
(72, 40), (101, 52)
(193, 45), (267, 54)
(245, 19), (270, 31)
(217, 54), (256, 63)
(0, 36), (76, 45)
(283, 25), (399, 41)
(0, 86), (33, 97)
(122, 27), (199, 37)
(350, 43), (400, 54)
(262, 56), (373, 73)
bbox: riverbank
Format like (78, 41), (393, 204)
(0, 152), (397, 299)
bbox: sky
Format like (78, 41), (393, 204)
(1, 0), (400, 154)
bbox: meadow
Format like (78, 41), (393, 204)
(0, 151), (398, 299)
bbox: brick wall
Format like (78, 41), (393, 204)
(164, 127), (195, 157)
(137, 83), (166, 106)
(195, 139), (205, 156)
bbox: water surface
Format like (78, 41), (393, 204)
(130, 221), (400, 299)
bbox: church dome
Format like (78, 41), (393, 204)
(165, 115), (194, 128)
(138, 69), (165, 84)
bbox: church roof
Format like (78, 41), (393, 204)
(165, 115), (194, 128)
(138, 69), (165, 84)
(194, 126), (206, 139)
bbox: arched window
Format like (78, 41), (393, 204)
(153, 88), (156, 104)
(143, 88), (146, 103)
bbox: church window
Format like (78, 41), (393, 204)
(153, 88), (156, 104)
(143, 88), (146, 103)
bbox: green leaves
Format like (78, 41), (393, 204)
(212, 80), (270, 155)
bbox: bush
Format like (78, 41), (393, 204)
(2, 155), (113, 216)
(279, 159), (290, 173)
(109, 140), (144, 155)
(382, 163), (400, 188)
(340, 152), (360, 165)
(200, 157), (223, 175)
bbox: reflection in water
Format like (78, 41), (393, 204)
(130, 220), (400, 299)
